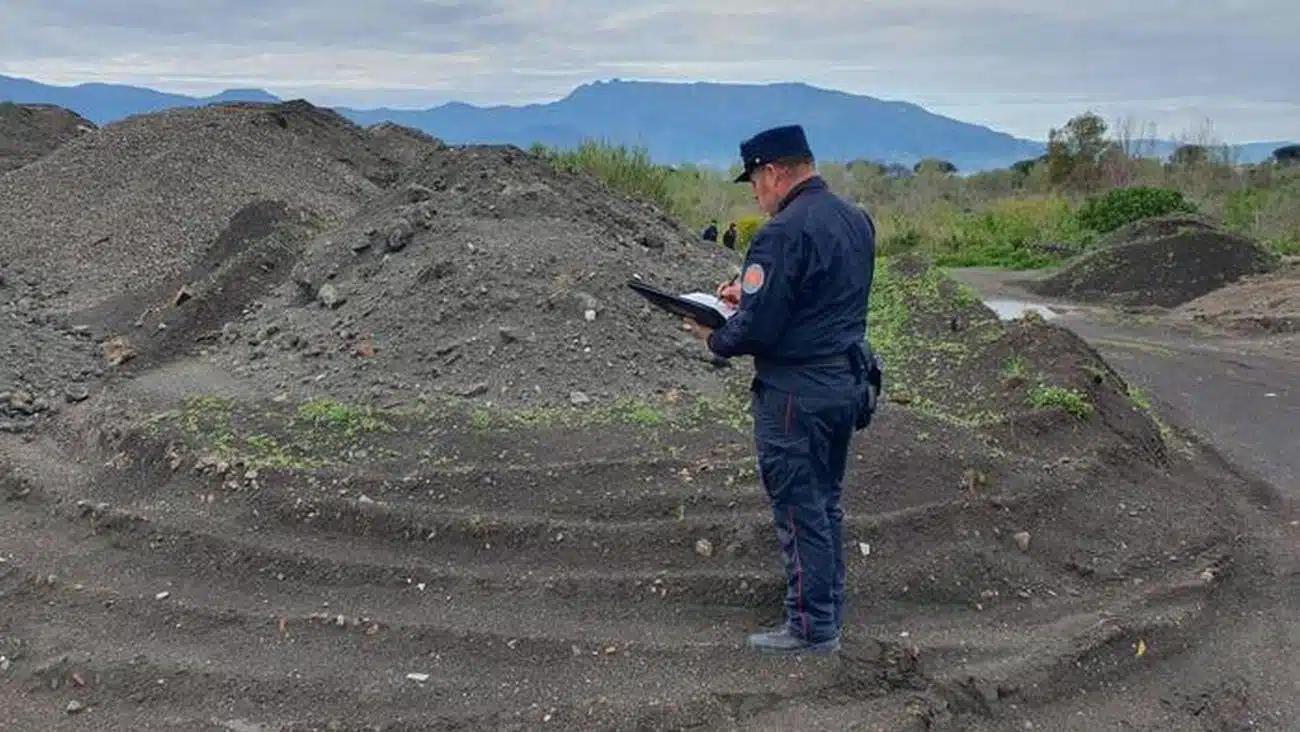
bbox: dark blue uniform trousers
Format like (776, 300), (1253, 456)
(751, 381), (857, 644)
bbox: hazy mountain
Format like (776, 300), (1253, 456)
(1, 74), (1291, 170)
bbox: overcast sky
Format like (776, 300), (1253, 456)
(2, 0), (1295, 142)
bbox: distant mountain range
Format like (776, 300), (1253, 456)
(1, 73), (1292, 171)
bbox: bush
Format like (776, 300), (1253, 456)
(1074, 186), (1198, 234)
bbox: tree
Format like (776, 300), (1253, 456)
(1045, 112), (1109, 189)
(1010, 154), (1049, 176)
(1274, 144), (1300, 165)
(913, 158), (957, 175)
(1171, 144), (1209, 167)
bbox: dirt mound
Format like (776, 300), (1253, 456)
(0, 252), (1256, 729)
(1175, 260), (1300, 334)
(365, 121), (449, 170)
(1028, 216), (1279, 307)
(0, 102), (95, 174)
(871, 254), (1166, 463)
(1100, 213), (1220, 245)
(166, 144), (740, 409)
(0, 100), (427, 323)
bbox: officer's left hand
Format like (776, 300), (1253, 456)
(682, 317), (712, 343)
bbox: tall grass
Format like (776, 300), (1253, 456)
(531, 139), (1300, 268)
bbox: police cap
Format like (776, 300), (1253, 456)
(733, 124), (814, 183)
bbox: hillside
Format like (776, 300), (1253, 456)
(2, 73), (1292, 170)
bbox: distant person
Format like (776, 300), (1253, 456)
(722, 222), (738, 250)
(683, 124), (881, 655)
(702, 220), (718, 242)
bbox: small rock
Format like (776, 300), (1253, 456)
(173, 285), (194, 307)
(569, 391), (591, 406)
(64, 385), (90, 404)
(0, 655), (10, 672)
(858, 541), (871, 557)
(584, 309), (596, 322)
(318, 284), (344, 309)
(405, 183), (433, 203)
(694, 538), (714, 557)
(405, 672), (430, 682)
(637, 233), (666, 250)
(498, 327), (518, 343)
(459, 382), (489, 398)
(66, 700), (85, 714)
(155, 591), (170, 600)
(101, 335), (136, 366)
(384, 218), (414, 252)
(1012, 532), (1031, 552)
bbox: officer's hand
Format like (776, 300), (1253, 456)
(682, 317), (713, 343)
(716, 280), (741, 308)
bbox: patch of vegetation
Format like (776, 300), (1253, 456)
(294, 398), (389, 437)
(460, 385), (753, 435)
(1027, 384), (1093, 419)
(529, 112), (1298, 270)
(866, 254), (1007, 426)
(529, 140), (678, 218)
(1075, 187), (1198, 234)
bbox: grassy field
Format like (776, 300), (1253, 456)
(532, 129), (1300, 269)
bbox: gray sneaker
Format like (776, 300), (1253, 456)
(745, 628), (841, 654)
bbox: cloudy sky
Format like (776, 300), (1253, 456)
(2, 0), (1295, 142)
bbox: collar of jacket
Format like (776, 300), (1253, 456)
(775, 175), (827, 214)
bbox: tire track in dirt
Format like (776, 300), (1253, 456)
(0, 389), (1246, 730)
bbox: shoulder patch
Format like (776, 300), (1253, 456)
(741, 263), (765, 294)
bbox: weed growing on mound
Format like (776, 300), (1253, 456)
(867, 255), (1007, 425)
(159, 381), (758, 470)
(1027, 384), (1093, 419)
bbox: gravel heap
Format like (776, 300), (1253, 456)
(0, 102), (95, 174)
(211, 144), (744, 409)
(1029, 216), (1280, 307)
(0, 100), (417, 321)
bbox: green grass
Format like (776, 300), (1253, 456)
(1027, 384), (1093, 419)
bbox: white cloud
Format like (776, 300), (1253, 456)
(1, 0), (1295, 141)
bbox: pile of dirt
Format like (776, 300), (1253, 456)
(1175, 259), (1300, 334)
(0, 102), (95, 174)
(0, 253), (1259, 731)
(1028, 215), (1280, 307)
(155, 144), (740, 409)
(0, 101), (449, 432)
(0, 100), (420, 322)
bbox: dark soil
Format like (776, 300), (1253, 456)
(0, 101), (1291, 730)
(0, 103), (95, 174)
(1028, 216), (1280, 307)
(143, 143), (740, 410)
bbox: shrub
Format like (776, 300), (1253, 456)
(1074, 186), (1198, 234)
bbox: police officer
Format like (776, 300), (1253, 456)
(684, 124), (878, 654)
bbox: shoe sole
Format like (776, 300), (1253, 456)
(746, 640), (841, 655)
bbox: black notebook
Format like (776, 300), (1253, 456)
(626, 280), (737, 330)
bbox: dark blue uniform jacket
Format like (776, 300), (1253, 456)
(707, 176), (876, 395)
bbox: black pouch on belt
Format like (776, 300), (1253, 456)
(849, 344), (884, 431)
